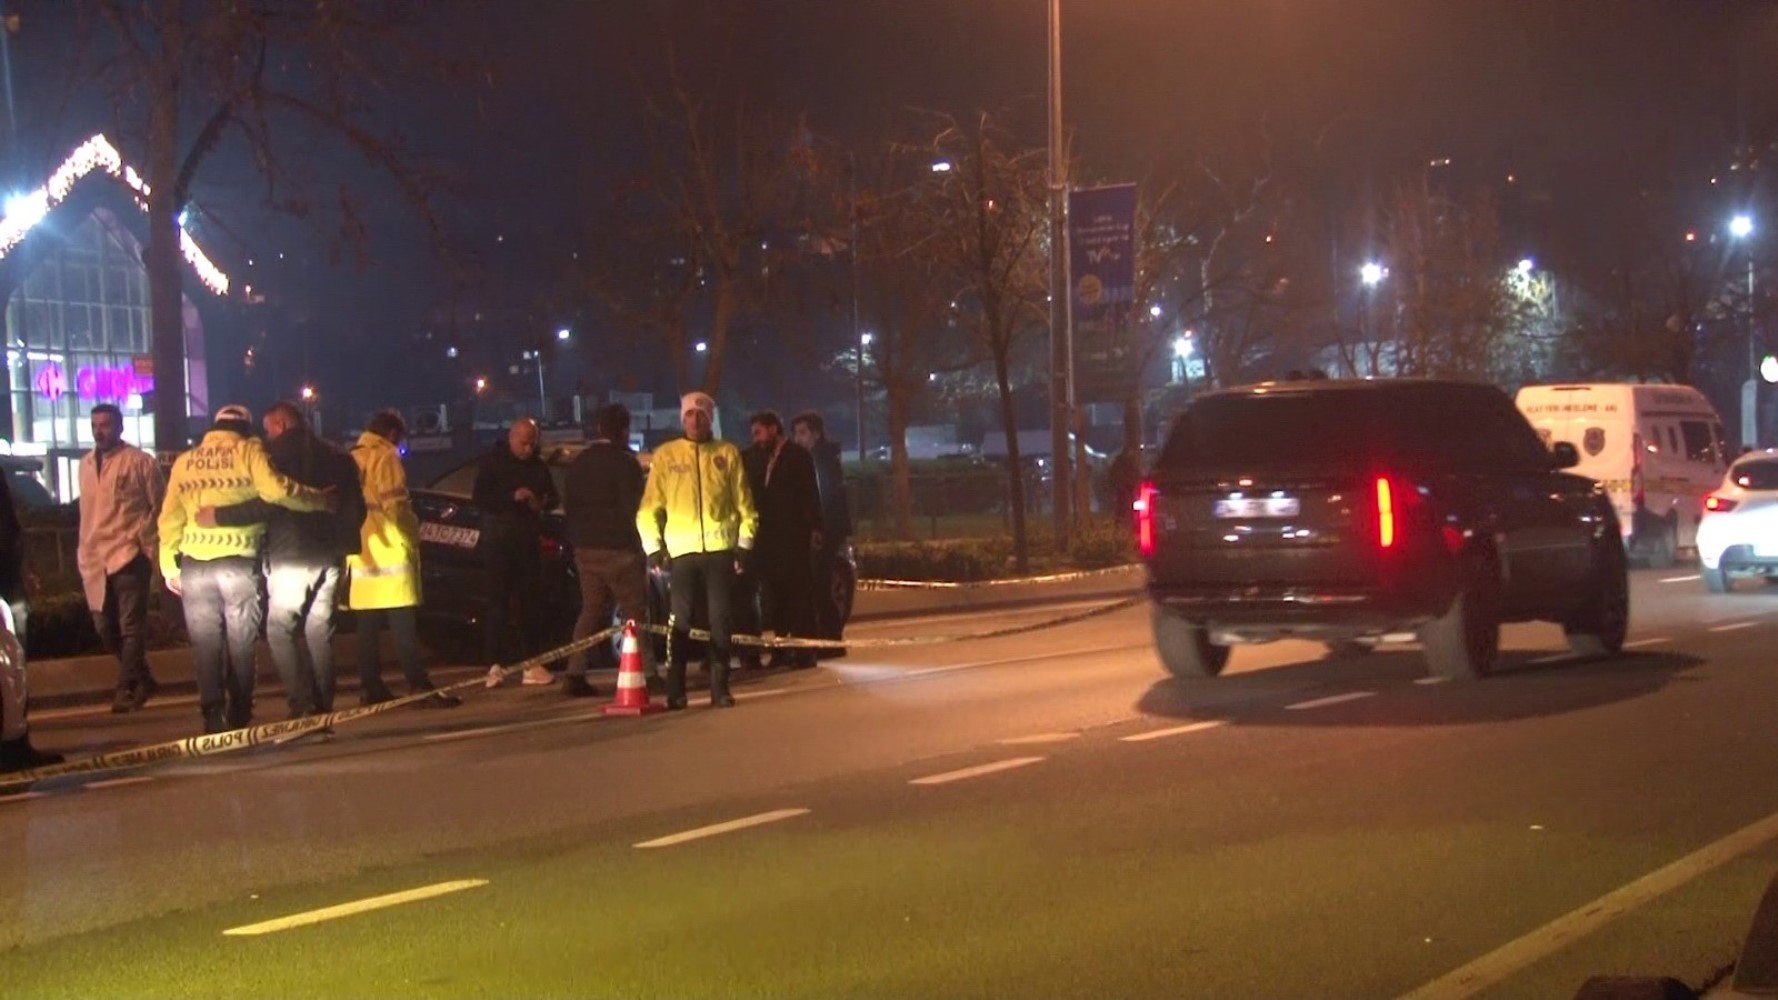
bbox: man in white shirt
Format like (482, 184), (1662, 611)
(77, 403), (166, 713)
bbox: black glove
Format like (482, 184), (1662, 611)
(648, 550), (670, 573)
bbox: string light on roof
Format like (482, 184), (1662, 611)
(0, 133), (230, 295)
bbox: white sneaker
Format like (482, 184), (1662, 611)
(522, 665), (556, 686)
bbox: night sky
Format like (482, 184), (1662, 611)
(13, 1), (1776, 424)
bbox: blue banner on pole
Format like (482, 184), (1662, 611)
(1069, 183), (1137, 324)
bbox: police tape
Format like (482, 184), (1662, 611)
(646, 593), (1144, 650)
(0, 625), (623, 792)
(855, 563), (1141, 591)
(0, 593), (1145, 792)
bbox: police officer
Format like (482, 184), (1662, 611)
(347, 410), (461, 708)
(636, 391), (758, 709)
(158, 405), (332, 733)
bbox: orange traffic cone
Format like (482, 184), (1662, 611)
(602, 621), (665, 716)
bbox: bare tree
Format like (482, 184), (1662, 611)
(922, 113), (1048, 572)
(60, 1), (456, 448)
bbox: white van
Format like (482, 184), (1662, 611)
(1515, 383), (1730, 567)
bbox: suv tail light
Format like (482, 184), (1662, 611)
(1705, 494), (1738, 513)
(1134, 480), (1158, 557)
(1375, 477), (1397, 549)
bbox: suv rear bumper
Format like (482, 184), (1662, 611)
(1146, 582), (1450, 641)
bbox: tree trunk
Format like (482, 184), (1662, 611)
(147, 80), (188, 452)
(701, 272), (737, 393)
(992, 348), (1029, 574)
(885, 381), (915, 541)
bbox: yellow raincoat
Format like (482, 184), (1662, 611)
(346, 431), (422, 610)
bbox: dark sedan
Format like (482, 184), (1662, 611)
(409, 444), (856, 661)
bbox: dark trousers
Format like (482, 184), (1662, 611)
(265, 559), (341, 715)
(758, 544), (815, 664)
(568, 548), (651, 678)
(182, 555), (263, 729)
(482, 534), (543, 664)
(812, 538), (848, 640)
(667, 550), (736, 702)
(356, 606), (431, 697)
(94, 554), (153, 694)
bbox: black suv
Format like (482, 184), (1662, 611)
(1138, 379), (1628, 681)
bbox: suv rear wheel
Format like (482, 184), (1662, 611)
(1419, 560), (1501, 681)
(1151, 607), (1231, 678)
(1565, 533), (1629, 658)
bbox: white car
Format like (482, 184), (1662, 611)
(1696, 449), (1778, 593)
(0, 601), (60, 776)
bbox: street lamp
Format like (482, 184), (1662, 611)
(522, 348), (546, 420)
(1359, 261), (1385, 287)
(556, 327), (571, 342)
(1047, 0), (1074, 546)
(1515, 257), (1535, 275)
(1149, 303), (1163, 319)
(1733, 214), (1758, 446)
(473, 376), (487, 394)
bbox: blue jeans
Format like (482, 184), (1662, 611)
(181, 555), (263, 729)
(265, 560), (342, 714)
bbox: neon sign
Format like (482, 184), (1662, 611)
(33, 362), (151, 402)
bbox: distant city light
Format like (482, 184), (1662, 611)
(1516, 258), (1534, 274)
(1173, 335), (1194, 360)
(1360, 262), (1386, 287)
(1149, 304), (1162, 318)
(446, 346), (459, 359)
(1763, 355), (1778, 385)
(694, 341), (708, 353)
(299, 384), (316, 402)
(1732, 214), (1755, 239)
(474, 376), (487, 393)
(861, 332), (873, 346)
(556, 327), (571, 342)
(931, 160), (953, 173)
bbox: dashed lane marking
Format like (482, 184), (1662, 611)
(1710, 621), (1759, 633)
(1397, 809), (1778, 1000)
(633, 808), (811, 849)
(1284, 691), (1377, 711)
(1624, 637), (1670, 648)
(909, 756), (1045, 786)
(222, 879), (489, 936)
(998, 732), (1081, 745)
(1526, 653), (1576, 665)
(1119, 720), (1226, 743)
(0, 790), (47, 803)
(84, 775), (154, 790)
(422, 710), (606, 743)
(1413, 677), (1450, 686)
(1660, 574), (1702, 583)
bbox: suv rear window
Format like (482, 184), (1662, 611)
(1160, 385), (1547, 473)
(1733, 458), (1778, 490)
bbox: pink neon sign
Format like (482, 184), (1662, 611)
(33, 363), (152, 402)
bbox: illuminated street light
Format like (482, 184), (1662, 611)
(1763, 355), (1778, 385)
(931, 160), (953, 173)
(860, 332), (873, 346)
(1149, 304), (1162, 319)
(1359, 262), (1385, 287)
(1516, 258), (1535, 274)
(298, 384), (316, 402)
(446, 346), (459, 359)
(694, 341), (708, 353)
(556, 327), (571, 342)
(473, 376), (487, 394)
(1732, 214), (1755, 239)
(1173, 334), (1194, 360)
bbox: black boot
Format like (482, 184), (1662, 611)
(709, 652), (735, 708)
(201, 706), (228, 735)
(0, 735), (64, 772)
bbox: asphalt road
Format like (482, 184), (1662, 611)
(4, 568), (1778, 998)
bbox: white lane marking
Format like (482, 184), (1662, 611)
(1710, 621), (1758, 633)
(1624, 637), (1670, 648)
(1284, 691), (1377, 711)
(850, 598), (1126, 632)
(84, 775), (153, 790)
(633, 808), (811, 849)
(1526, 653), (1575, 665)
(1397, 809), (1778, 1000)
(998, 732), (1080, 746)
(222, 879), (489, 937)
(1659, 574), (1702, 583)
(421, 710), (605, 743)
(733, 687), (796, 702)
(0, 790), (47, 803)
(909, 756), (1045, 786)
(1413, 677), (1450, 686)
(1120, 720), (1226, 743)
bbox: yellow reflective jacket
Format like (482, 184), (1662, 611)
(158, 429), (328, 577)
(346, 431), (422, 610)
(636, 436), (758, 557)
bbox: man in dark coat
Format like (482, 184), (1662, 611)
(560, 404), (649, 697)
(792, 410), (851, 655)
(202, 401), (366, 716)
(744, 410), (823, 668)
(473, 418), (559, 680)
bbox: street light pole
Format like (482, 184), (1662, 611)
(1047, 0), (1073, 546)
(852, 161), (866, 464)
(1733, 214), (1757, 447)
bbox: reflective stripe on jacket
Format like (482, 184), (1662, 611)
(157, 429), (325, 578)
(346, 431), (422, 609)
(636, 436), (758, 557)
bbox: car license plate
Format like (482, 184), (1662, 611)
(419, 522), (480, 549)
(1213, 497), (1301, 519)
